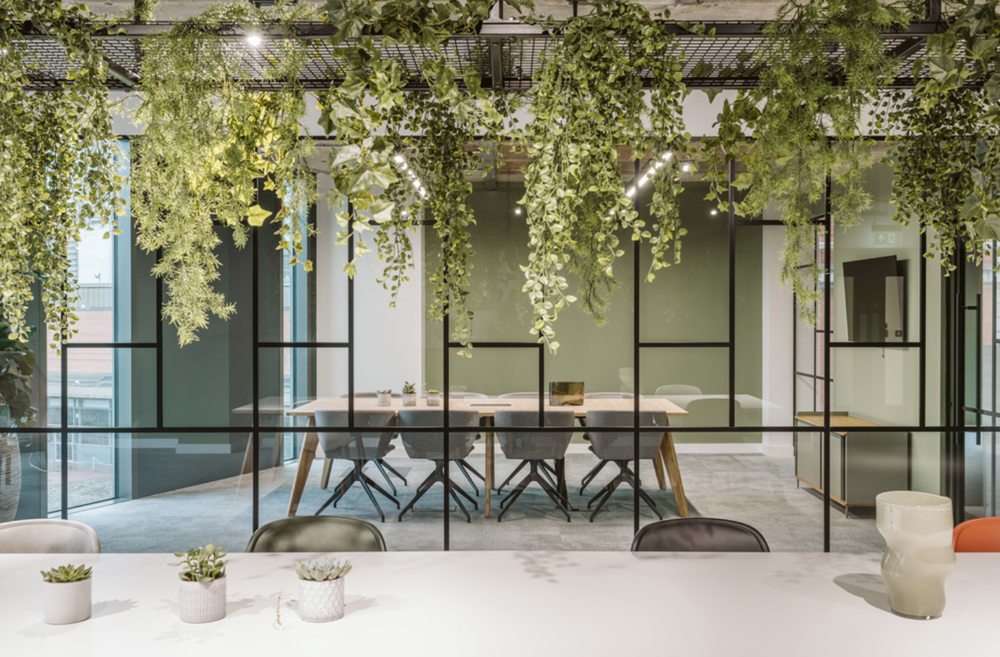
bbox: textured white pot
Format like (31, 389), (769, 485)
(298, 578), (345, 623)
(426, 394), (441, 407)
(43, 578), (92, 625)
(377, 394), (391, 407)
(402, 393), (416, 407)
(876, 491), (956, 620)
(178, 578), (227, 624)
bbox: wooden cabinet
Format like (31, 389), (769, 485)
(794, 413), (910, 515)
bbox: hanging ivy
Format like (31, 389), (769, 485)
(0, 1), (126, 348)
(703, 0), (911, 322)
(319, 0), (529, 356)
(520, 0), (690, 352)
(131, 1), (316, 346)
(881, 0), (1000, 272)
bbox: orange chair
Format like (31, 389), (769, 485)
(953, 517), (1000, 552)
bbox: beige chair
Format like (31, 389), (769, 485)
(0, 519), (101, 553)
(247, 516), (386, 552)
(655, 384), (702, 396)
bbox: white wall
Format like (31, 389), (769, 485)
(761, 220), (795, 456)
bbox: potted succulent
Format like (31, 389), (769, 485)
(294, 556), (352, 623)
(376, 389), (392, 407)
(425, 388), (442, 407)
(171, 544), (227, 623)
(41, 564), (92, 625)
(402, 381), (417, 407)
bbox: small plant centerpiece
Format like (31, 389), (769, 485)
(401, 382), (417, 407)
(40, 564), (92, 625)
(294, 556), (352, 623)
(425, 388), (442, 407)
(376, 389), (392, 407)
(171, 544), (228, 623)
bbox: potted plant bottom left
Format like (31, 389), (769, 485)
(171, 544), (228, 623)
(41, 564), (92, 625)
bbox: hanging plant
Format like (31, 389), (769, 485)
(702, 0), (911, 322)
(0, 1), (126, 347)
(131, 1), (316, 346)
(881, 0), (1000, 271)
(519, 0), (690, 352)
(319, 0), (529, 356)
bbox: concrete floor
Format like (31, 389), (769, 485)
(68, 450), (886, 553)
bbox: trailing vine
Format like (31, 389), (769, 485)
(319, 0), (528, 355)
(520, 0), (690, 352)
(702, 0), (911, 322)
(0, 1), (125, 347)
(881, 0), (1000, 271)
(131, 1), (316, 345)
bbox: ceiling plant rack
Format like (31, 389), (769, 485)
(13, 18), (949, 92)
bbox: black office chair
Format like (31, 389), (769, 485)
(247, 516), (387, 552)
(630, 518), (770, 552)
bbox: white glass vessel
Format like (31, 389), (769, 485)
(876, 491), (955, 620)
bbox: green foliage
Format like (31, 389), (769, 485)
(0, 1), (126, 348)
(171, 544), (227, 583)
(425, 388), (440, 395)
(0, 311), (37, 428)
(40, 564), (92, 583)
(401, 381), (416, 394)
(131, 1), (317, 346)
(293, 556), (352, 581)
(879, 0), (1000, 272)
(376, 388), (392, 395)
(519, 0), (690, 352)
(703, 0), (911, 323)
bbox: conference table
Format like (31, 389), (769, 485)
(284, 396), (688, 518)
(4, 551), (997, 656)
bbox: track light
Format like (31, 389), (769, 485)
(246, 34), (262, 47)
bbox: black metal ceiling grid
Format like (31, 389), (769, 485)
(11, 21), (948, 91)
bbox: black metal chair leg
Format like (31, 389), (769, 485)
(362, 474), (401, 509)
(539, 463), (558, 490)
(496, 460), (527, 495)
(537, 477), (572, 522)
(586, 480), (615, 508)
(450, 478), (479, 509)
(496, 483), (529, 522)
(357, 473), (386, 522)
(449, 488), (472, 523)
(315, 471), (356, 515)
(458, 459), (486, 482)
(453, 460), (480, 496)
(372, 459), (398, 496)
(379, 459), (408, 486)
(580, 459), (610, 495)
(500, 474), (532, 509)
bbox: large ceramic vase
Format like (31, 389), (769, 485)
(0, 413), (20, 524)
(876, 491), (956, 620)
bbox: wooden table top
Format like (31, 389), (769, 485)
(795, 413), (883, 434)
(286, 396), (687, 417)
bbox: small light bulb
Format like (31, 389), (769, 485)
(662, 152), (673, 162)
(710, 209), (718, 216)
(681, 163), (691, 172)
(246, 34), (262, 46)
(394, 155), (405, 164)
(514, 208), (522, 215)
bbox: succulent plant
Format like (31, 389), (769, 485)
(425, 388), (440, 395)
(402, 382), (416, 394)
(376, 389), (392, 395)
(293, 556), (352, 582)
(170, 544), (227, 583)
(40, 564), (92, 583)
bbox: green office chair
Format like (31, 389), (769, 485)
(246, 516), (387, 552)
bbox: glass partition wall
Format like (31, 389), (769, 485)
(7, 140), (975, 553)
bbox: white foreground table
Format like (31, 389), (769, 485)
(0, 551), (996, 657)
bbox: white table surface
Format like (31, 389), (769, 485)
(0, 551), (995, 656)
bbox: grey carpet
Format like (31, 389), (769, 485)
(69, 451), (886, 553)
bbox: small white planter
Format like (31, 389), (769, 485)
(178, 578), (227, 624)
(43, 578), (92, 625)
(376, 393), (392, 407)
(298, 578), (346, 623)
(402, 393), (417, 407)
(426, 394), (441, 407)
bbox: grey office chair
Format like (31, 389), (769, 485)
(576, 393), (636, 493)
(631, 518), (770, 552)
(445, 393), (489, 494)
(654, 384), (703, 396)
(584, 410), (667, 522)
(494, 409), (575, 522)
(0, 519), (101, 553)
(247, 516), (387, 552)
(493, 392), (562, 495)
(397, 409), (481, 522)
(326, 395), (407, 494)
(314, 410), (399, 522)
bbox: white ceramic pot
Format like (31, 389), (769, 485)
(426, 394), (441, 407)
(402, 393), (417, 407)
(43, 578), (92, 625)
(876, 491), (956, 620)
(178, 577), (227, 624)
(377, 394), (392, 407)
(298, 578), (346, 623)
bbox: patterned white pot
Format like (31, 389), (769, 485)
(402, 393), (417, 407)
(43, 578), (92, 625)
(426, 394), (441, 407)
(298, 578), (345, 623)
(178, 578), (227, 624)
(377, 394), (392, 407)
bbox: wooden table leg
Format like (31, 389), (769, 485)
(484, 420), (494, 518)
(240, 432), (253, 476)
(659, 429), (689, 518)
(653, 451), (667, 490)
(287, 417), (318, 517)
